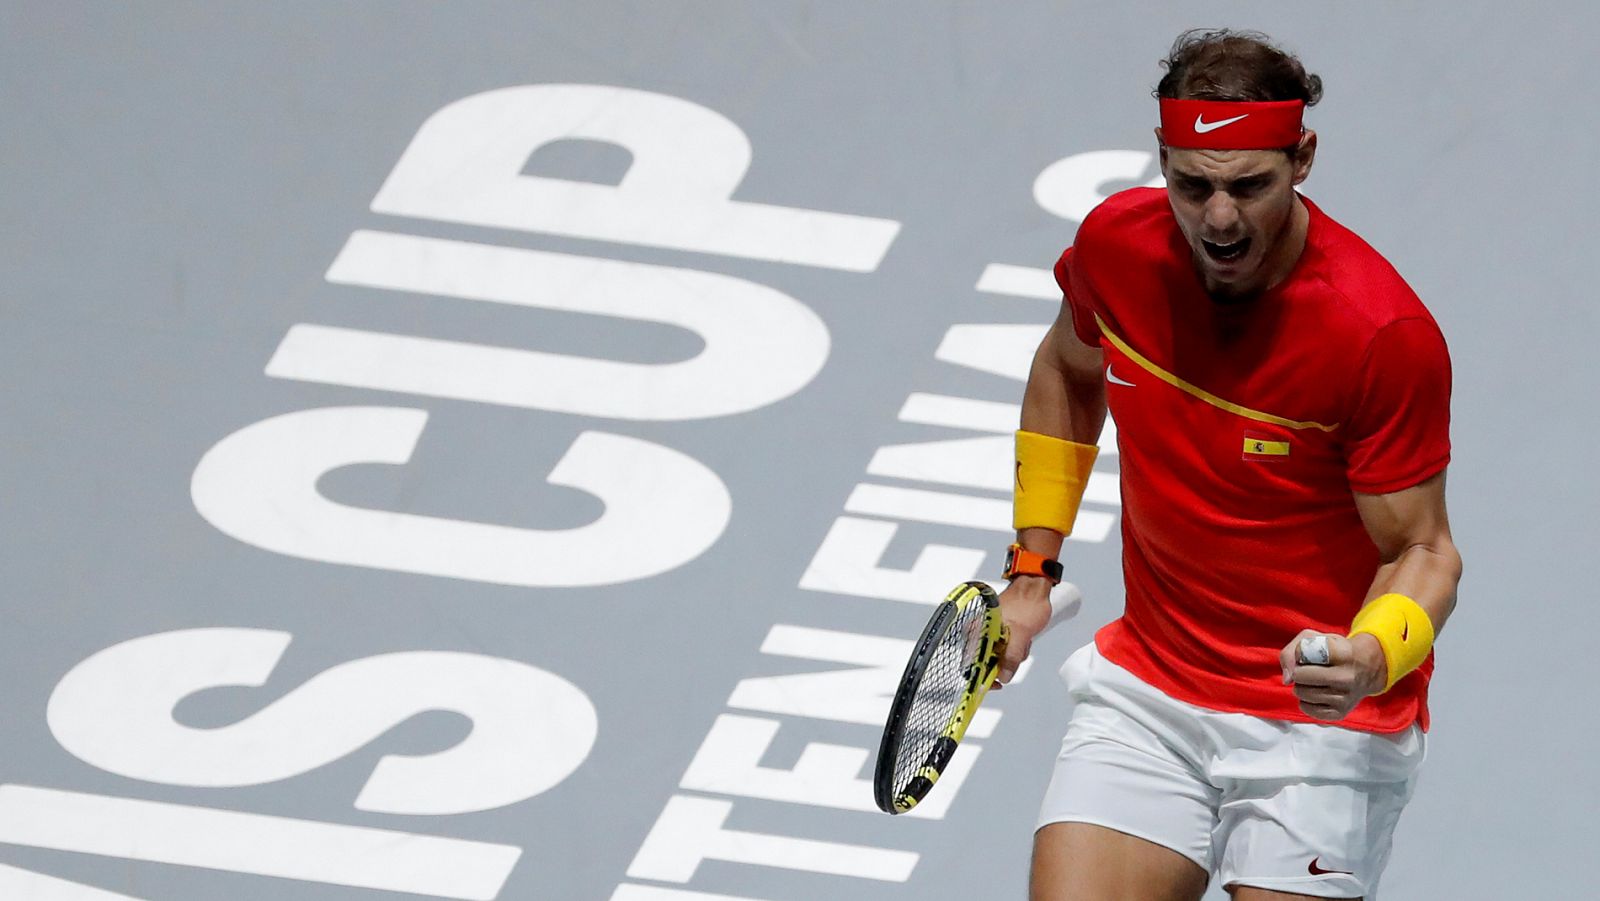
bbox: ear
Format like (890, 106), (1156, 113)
(1291, 129), (1317, 185)
(1154, 128), (1169, 173)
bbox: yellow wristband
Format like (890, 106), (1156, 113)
(1349, 593), (1436, 692)
(1013, 430), (1099, 534)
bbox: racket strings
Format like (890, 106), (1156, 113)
(891, 600), (987, 795)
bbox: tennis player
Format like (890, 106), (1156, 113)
(997, 29), (1461, 901)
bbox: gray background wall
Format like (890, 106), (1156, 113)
(2, 2), (1596, 898)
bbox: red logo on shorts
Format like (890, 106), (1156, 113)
(1308, 857), (1353, 876)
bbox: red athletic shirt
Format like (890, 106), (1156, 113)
(1054, 187), (1451, 733)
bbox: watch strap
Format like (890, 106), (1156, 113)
(1003, 543), (1063, 584)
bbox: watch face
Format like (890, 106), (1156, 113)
(1003, 547), (1018, 576)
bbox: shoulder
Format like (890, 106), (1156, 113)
(1299, 196), (1438, 336)
(1076, 186), (1173, 253)
(1067, 187), (1177, 289)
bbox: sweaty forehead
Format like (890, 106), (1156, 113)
(1165, 147), (1286, 182)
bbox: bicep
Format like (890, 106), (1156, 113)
(1353, 470), (1454, 563)
(1045, 299), (1104, 384)
(1046, 246), (1104, 383)
(1020, 301), (1106, 441)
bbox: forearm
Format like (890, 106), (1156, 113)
(1363, 536), (1462, 633)
(1336, 474), (1461, 694)
(998, 323), (1105, 667)
(1015, 325), (1107, 561)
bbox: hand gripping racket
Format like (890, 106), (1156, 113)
(873, 579), (1081, 815)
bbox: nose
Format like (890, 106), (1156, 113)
(1202, 192), (1241, 236)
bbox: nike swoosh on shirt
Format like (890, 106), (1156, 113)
(1308, 857), (1354, 876)
(1106, 365), (1136, 387)
(1194, 113), (1249, 133)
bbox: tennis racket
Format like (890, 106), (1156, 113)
(873, 579), (1081, 815)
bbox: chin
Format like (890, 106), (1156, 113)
(1201, 263), (1262, 300)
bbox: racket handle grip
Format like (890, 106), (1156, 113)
(1046, 582), (1083, 632)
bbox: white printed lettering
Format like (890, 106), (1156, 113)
(844, 483), (1116, 542)
(897, 392), (1019, 434)
(935, 323), (1048, 381)
(0, 786), (520, 900)
(975, 263), (1060, 300)
(798, 516), (985, 604)
(1033, 149), (1165, 224)
(868, 436), (1120, 505)
(0, 864), (146, 901)
(897, 392), (1118, 453)
(371, 84), (899, 270)
(612, 884), (769, 901)
(266, 231), (829, 420)
(680, 714), (980, 820)
(625, 795), (917, 883)
(726, 624), (999, 737)
(46, 628), (598, 815)
(190, 407), (730, 586)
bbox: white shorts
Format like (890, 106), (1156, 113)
(1037, 644), (1425, 899)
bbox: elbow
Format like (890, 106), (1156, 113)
(1436, 536), (1464, 621)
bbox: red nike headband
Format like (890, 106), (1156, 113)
(1159, 98), (1305, 149)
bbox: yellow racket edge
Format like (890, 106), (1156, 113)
(886, 582), (1006, 814)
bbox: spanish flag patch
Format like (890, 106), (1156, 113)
(1242, 434), (1290, 459)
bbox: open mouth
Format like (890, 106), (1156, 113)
(1201, 237), (1250, 263)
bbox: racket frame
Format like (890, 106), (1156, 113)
(873, 581), (1007, 815)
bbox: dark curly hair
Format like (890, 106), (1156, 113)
(1154, 29), (1322, 106)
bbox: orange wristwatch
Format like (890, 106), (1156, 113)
(1002, 543), (1062, 584)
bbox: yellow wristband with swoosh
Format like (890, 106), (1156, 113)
(1013, 430), (1099, 534)
(1349, 593), (1436, 692)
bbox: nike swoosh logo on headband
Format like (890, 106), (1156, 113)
(1194, 113), (1249, 133)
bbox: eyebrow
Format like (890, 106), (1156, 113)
(1171, 170), (1275, 189)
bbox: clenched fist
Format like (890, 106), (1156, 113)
(1278, 630), (1389, 720)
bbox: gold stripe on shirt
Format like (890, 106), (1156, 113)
(1094, 313), (1340, 433)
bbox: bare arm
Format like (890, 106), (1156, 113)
(1020, 309), (1109, 445)
(996, 303), (1106, 683)
(1282, 469), (1463, 718)
(1013, 305), (1108, 562)
(1351, 470), (1462, 633)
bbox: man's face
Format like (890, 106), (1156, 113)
(1159, 136), (1315, 299)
